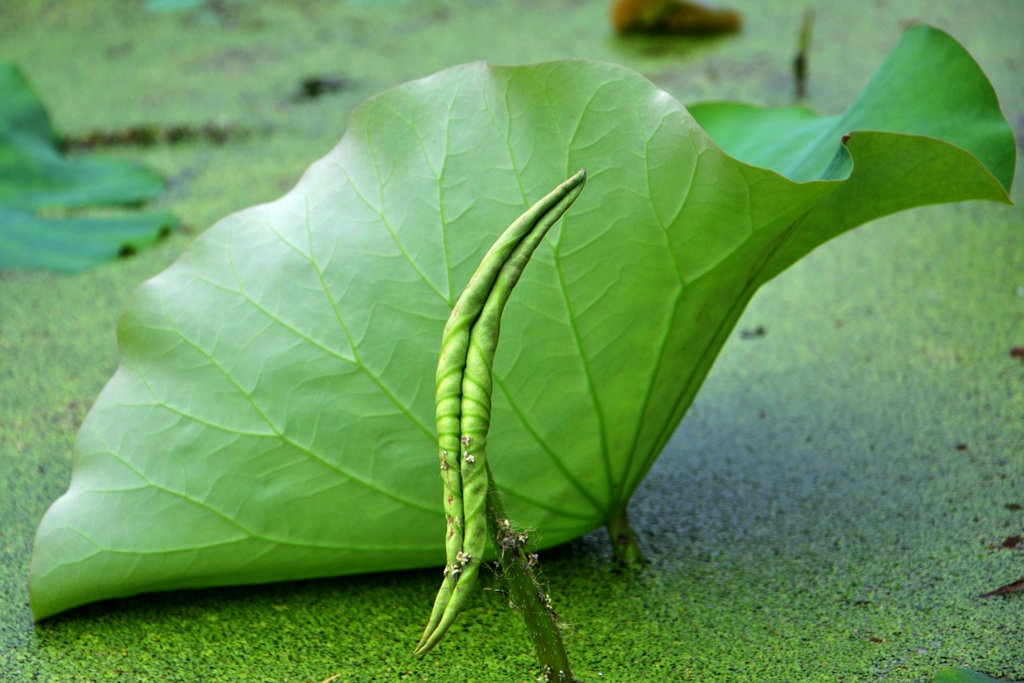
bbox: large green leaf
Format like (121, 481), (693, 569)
(0, 61), (175, 271)
(29, 25), (1014, 619)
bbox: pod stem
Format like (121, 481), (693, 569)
(485, 465), (577, 683)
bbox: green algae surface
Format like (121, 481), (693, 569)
(2, 1), (1022, 681)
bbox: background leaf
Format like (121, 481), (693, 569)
(30, 26), (1014, 620)
(932, 668), (1018, 683)
(0, 61), (174, 271)
(688, 24), (1015, 187)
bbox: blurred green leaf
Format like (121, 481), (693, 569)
(0, 61), (174, 272)
(143, 0), (208, 11)
(30, 26), (1014, 619)
(932, 667), (1018, 683)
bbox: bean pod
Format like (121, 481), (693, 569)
(415, 169), (587, 654)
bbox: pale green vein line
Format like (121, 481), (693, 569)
(190, 272), (356, 365)
(437, 76), (462, 304)
(147, 280), (437, 515)
(618, 104), (689, 494)
(86, 416), (424, 550)
(61, 523), (434, 556)
(113, 392), (275, 439)
(298, 193), (436, 443)
(336, 150), (448, 305)
(486, 84), (609, 518)
(637, 208), (818, 498)
(496, 484), (598, 521)
(496, 80), (530, 206)
(549, 249), (615, 516)
(492, 374), (606, 516)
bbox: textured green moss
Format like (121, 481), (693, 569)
(1, 1), (1021, 681)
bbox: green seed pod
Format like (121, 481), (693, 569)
(415, 169), (586, 655)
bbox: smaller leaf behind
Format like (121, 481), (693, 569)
(689, 25), (1015, 189)
(932, 668), (1019, 683)
(0, 61), (174, 271)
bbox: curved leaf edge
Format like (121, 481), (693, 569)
(688, 24), (1016, 193)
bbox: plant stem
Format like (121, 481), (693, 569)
(607, 503), (643, 566)
(485, 466), (577, 683)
